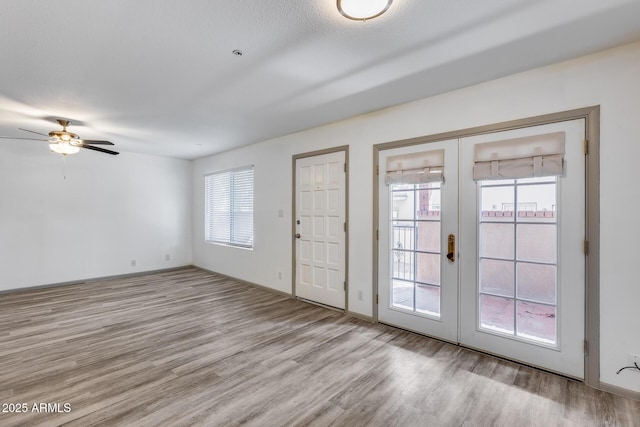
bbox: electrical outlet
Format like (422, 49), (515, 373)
(358, 290), (363, 301)
(278, 272), (282, 280)
(131, 259), (137, 267)
(629, 353), (640, 365)
(165, 254), (171, 261)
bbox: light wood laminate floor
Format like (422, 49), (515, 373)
(0, 268), (638, 426)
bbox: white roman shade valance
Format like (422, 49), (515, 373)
(385, 149), (444, 185)
(473, 132), (565, 181)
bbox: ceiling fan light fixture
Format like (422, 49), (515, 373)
(337, 0), (392, 21)
(1, 119), (119, 156)
(49, 141), (80, 155)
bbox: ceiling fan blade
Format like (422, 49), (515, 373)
(78, 139), (115, 146)
(0, 136), (48, 141)
(80, 145), (119, 155)
(19, 128), (50, 137)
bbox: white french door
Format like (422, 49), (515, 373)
(459, 120), (585, 378)
(378, 119), (586, 378)
(378, 139), (459, 342)
(295, 151), (346, 309)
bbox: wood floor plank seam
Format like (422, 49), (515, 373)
(0, 267), (638, 426)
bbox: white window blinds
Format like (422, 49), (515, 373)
(385, 149), (444, 185)
(473, 132), (565, 181)
(204, 166), (254, 248)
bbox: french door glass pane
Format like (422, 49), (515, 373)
(392, 191), (415, 220)
(516, 184), (556, 223)
(480, 294), (515, 334)
(480, 259), (514, 297)
(416, 253), (440, 285)
(393, 221), (415, 251)
(516, 263), (556, 304)
(390, 182), (441, 317)
(480, 186), (514, 222)
(416, 221), (440, 252)
(393, 250), (413, 281)
(416, 284), (440, 316)
(478, 177), (559, 346)
(392, 279), (414, 311)
(516, 224), (557, 263)
(516, 301), (557, 344)
(480, 223), (514, 259)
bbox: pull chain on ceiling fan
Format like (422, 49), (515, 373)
(0, 119), (119, 156)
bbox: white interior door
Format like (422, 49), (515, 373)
(459, 120), (586, 378)
(295, 151), (346, 309)
(377, 119), (586, 378)
(378, 139), (459, 342)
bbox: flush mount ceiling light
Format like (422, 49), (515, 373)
(337, 0), (393, 21)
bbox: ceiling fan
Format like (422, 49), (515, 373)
(0, 119), (119, 156)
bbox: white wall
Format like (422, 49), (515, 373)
(193, 40), (640, 393)
(0, 143), (192, 290)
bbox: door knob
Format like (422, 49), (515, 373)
(447, 234), (455, 263)
(296, 233), (301, 239)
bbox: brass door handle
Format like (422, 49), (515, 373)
(447, 234), (455, 263)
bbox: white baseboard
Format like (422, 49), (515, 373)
(599, 380), (640, 401)
(0, 266), (192, 295)
(193, 266), (293, 298)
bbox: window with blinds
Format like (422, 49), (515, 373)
(204, 166), (254, 248)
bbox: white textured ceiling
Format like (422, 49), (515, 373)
(2, 0), (640, 159)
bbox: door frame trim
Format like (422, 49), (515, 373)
(292, 145), (350, 312)
(373, 106), (600, 388)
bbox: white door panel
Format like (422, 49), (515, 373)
(296, 151), (346, 309)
